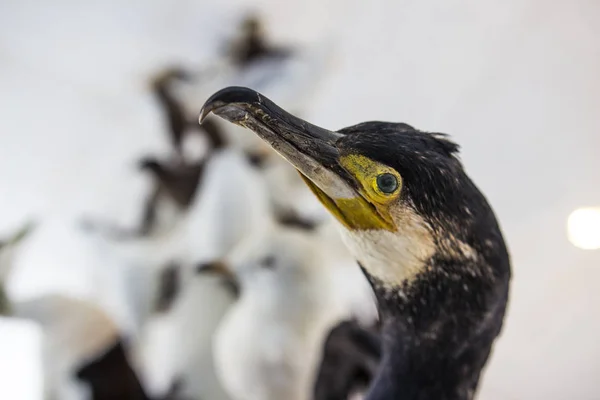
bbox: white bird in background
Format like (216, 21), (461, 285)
(0, 13), (353, 400)
(0, 223), (149, 400)
(198, 217), (377, 400)
(77, 23), (308, 395)
(134, 148), (272, 400)
(159, 15), (335, 223)
(15, 295), (122, 400)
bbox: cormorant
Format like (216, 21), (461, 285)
(200, 87), (511, 400)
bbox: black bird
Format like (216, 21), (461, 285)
(200, 87), (511, 400)
(314, 320), (382, 400)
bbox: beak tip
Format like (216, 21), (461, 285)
(199, 86), (263, 125)
(198, 106), (211, 124)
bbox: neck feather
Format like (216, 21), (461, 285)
(361, 254), (509, 400)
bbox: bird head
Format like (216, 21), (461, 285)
(200, 87), (505, 291)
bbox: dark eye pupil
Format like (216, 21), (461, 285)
(377, 173), (398, 194)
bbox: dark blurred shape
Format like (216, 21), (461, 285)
(80, 66), (230, 240)
(0, 282), (9, 315)
(81, 155), (208, 239)
(0, 238), (10, 315)
(196, 260), (240, 298)
(244, 149), (270, 169)
(1, 221), (36, 247)
(153, 262), (181, 313)
(198, 117), (228, 151)
(76, 338), (189, 400)
(138, 156), (205, 209)
(151, 69), (227, 156)
(76, 339), (150, 400)
(151, 68), (191, 155)
(276, 211), (319, 232)
(229, 15), (292, 68)
(314, 320), (382, 400)
(0, 220), (36, 315)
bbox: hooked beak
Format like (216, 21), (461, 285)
(200, 87), (393, 231)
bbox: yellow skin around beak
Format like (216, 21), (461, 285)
(299, 154), (402, 232)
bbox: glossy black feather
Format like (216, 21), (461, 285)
(314, 320), (382, 400)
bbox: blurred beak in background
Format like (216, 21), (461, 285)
(196, 260), (240, 298)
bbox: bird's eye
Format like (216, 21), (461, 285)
(376, 173), (398, 194)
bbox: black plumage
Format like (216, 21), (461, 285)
(76, 339), (150, 400)
(335, 123), (511, 400)
(314, 320), (382, 400)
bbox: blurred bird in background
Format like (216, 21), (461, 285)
(0, 12), (381, 400)
(197, 209), (376, 400)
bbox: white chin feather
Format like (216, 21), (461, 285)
(339, 227), (434, 290)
